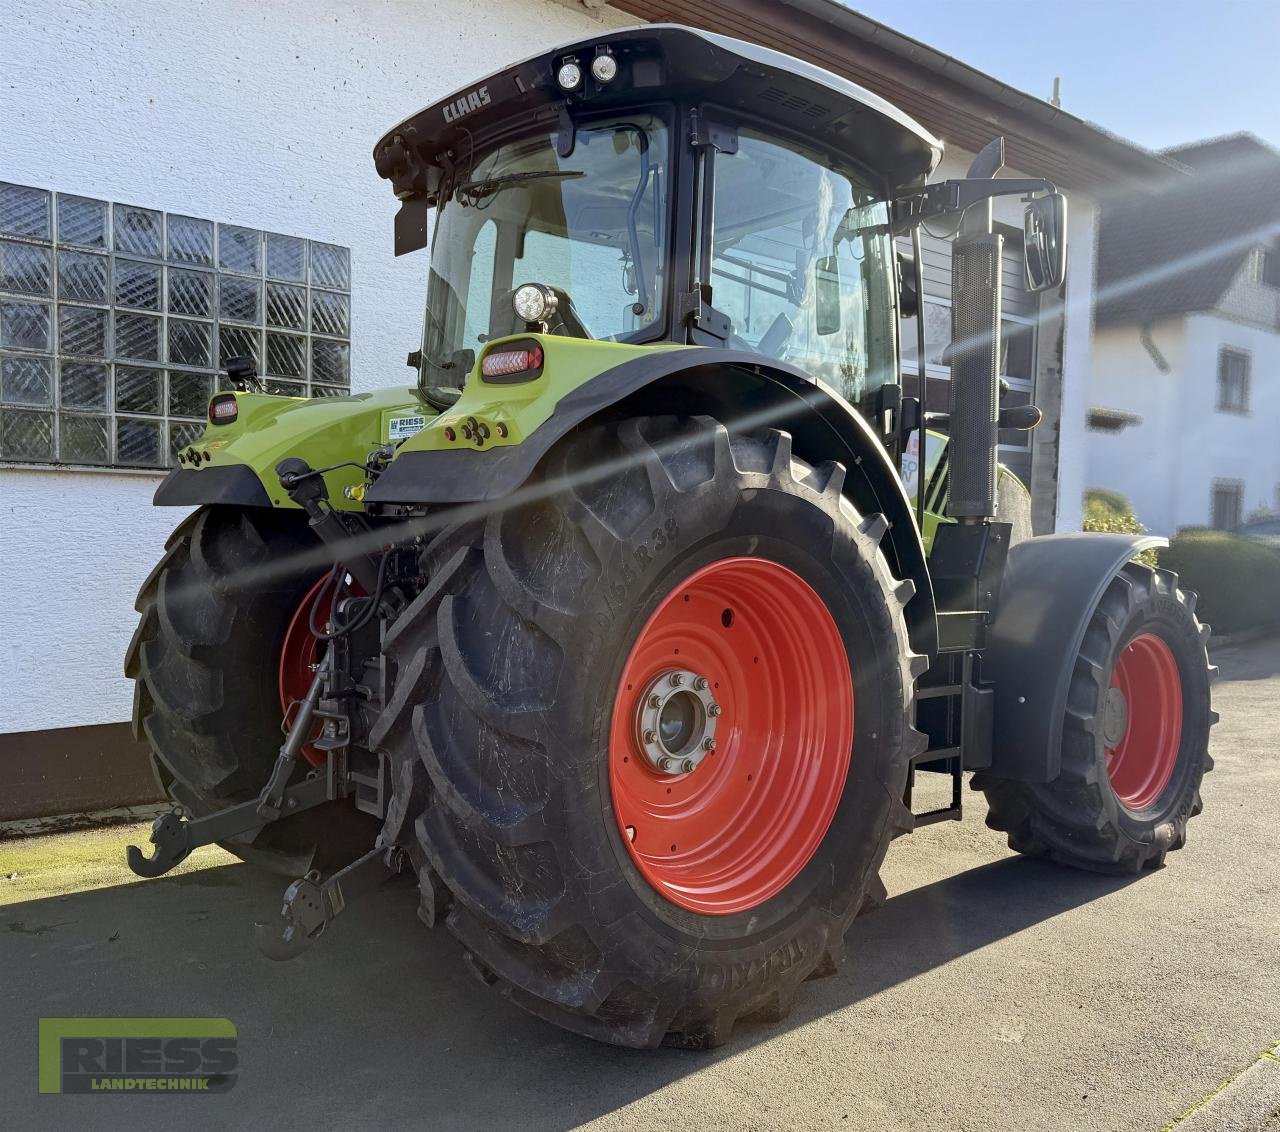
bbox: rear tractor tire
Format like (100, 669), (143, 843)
(975, 561), (1215, 873)
(126, 505), (378, 875)
(373, 414), (926, 1048)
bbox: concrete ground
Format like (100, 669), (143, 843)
(3, 634), (1278, 1131)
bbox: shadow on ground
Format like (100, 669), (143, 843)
(1, 847), (1136, 1128)
(1212, 630), (1280, 682)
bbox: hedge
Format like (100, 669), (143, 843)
(1161, 529), (1280, 636)
(1086, 487), (1136, 518)
(1083, 488), (1157, 567)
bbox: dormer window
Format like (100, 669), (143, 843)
(1251, 244), (1280, 288)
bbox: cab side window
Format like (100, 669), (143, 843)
(709, 130), (897, 406)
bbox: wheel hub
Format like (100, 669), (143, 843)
(634, 668), (720, 774)
(1101, 686), (1129, 747)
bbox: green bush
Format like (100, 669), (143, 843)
(1161, 530), (1280, 636)
(1086, 487), (1135, 519)
(1083, 488), (1157, 567)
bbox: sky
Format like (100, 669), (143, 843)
(846, 0), (1280, 153)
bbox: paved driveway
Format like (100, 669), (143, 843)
(3, 635), (1279, 1131)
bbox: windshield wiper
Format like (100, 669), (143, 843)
(454, 169), (584, 205)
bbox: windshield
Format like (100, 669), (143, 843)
(708, 129), (897, 410)
(419, 114), (669, 386)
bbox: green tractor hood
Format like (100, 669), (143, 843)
(155, 386), (432, 511)
(154, 335), (682, 512)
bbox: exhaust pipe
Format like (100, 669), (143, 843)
(947, 230), (1002, 521)
(947, 137), (1005, 523)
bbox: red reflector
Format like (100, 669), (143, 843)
(209, 395), (238, 423)
(482, 345), (543, 379)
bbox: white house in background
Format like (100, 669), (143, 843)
(1089, 134), (1280, 535)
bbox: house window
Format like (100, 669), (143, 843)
(0, 180), (351, 469)
(1211, 480), (1244, 532)
(1251, 245), (1280, 289)
(1216, 347), (1250, 414)
(1263, 248), (1280, 289)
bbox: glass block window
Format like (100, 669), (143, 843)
(0, 180), (352, 469)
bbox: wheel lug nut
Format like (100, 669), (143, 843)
(694, 675), (709, 691)
(643, 729), (657, 744)
(669, 673), (684, 687)
(703, 738), (716, 752)
(657, 756), (676, 773)
(708, 703), (721, 717)
(648, 694), (662, 708)
(681, 759), (696, 773)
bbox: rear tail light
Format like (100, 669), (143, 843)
(481, 342), (544, 383)
(209, 393), (238, 424)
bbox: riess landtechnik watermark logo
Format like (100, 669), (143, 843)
(38, 1018), (238, 1094)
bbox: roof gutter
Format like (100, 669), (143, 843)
(781, 0), (1182, 181)
(613, 0), (1183, 191)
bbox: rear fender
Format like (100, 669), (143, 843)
(367, 349), (939, 657)
(985, 532), (1166, 782)
(152, 387), (430, 511)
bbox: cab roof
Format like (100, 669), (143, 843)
(374, 24), (942, 204)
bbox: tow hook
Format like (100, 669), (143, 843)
(254, 843), (407, 960)
(126, 663), (331, 878)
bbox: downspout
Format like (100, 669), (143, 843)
(1138, 318), (1177, 532)
(1139, 321), (1171, 373)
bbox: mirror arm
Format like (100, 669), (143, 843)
(891, 177), (1057, 234)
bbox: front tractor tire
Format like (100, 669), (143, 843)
(373, 415), (925, 1048)
(126, 506), (377, 874)
(976, 561), (1215, 873)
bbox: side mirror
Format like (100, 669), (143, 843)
(815, 255), (841, 335)
(896, 249), (919, 318)
(1024, 192), (1068, 292)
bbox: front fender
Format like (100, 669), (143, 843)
(153, 386), (430, 510)
(368, 348), (938, 657)
(985, 532), (1167, 782)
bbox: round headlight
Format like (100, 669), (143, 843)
(556, 61), (582, 91)
(590, 54), (618, 83)
(512, 283), (557, 324)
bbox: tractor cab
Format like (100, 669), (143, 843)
(376, 24), (940, 430)
(376, 24), (1065, 483)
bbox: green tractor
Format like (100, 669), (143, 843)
(124, 25), (1215, 1048)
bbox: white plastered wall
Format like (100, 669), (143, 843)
(0, 0), (629, 733)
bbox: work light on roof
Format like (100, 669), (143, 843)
(556, 59), (582, 91)
(512, 282), (557, 325)
(591, 52), (618, 83)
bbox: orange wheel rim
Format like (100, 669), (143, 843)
(608, 557), (854, 915)
(278, 572), (362, 768)
(1104, 632), (1182, 811)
